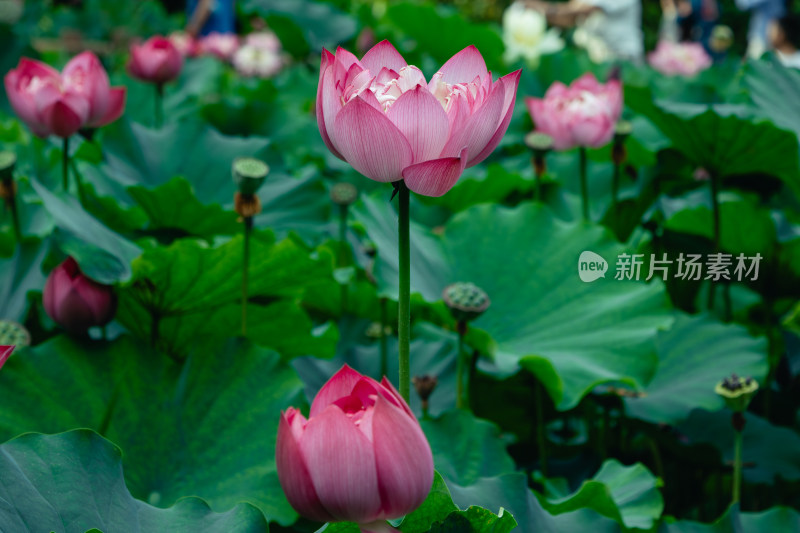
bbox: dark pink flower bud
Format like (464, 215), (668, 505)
(43, 257), (117, 333)
(0, 345), (13, 371)
(276, 365), (433, 529)
(128, 36), (184, 85)
(4, 52), (126, 138)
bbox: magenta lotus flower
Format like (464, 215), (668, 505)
(128, 36), (184, 85)
(43, 257), (117, 333)
(199, 32), (239, 60)
(316, 41), (521, 197)
(276, 365), (434, 531)
(648, 41), (712, 77)
(525, 73), (622, 151)
(4, 52), (126, 138)
(0, 345), (13, 371)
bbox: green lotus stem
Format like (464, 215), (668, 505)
(242, 216), (253, 336)
(533, 155), (543, 203)
(456, 321), (467, 409)
(62, 137), (70, 191)
(155, 83), (164, 128)
(397, 181), (411, 402)
(535, 380), (548, 477)
(732, 417), (744, 505)
(339, 204), (348, 314)
(3, 188), (21, 242)
(380, 297), (388, 379)
(579, 147), (589, 222)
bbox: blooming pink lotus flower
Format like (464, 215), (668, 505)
(276, 365), (434, 531)
(316, 41), (521, 197)
(4, 52), (126, 138)
(525, 73), (622, 151)
(0, 345), (13, 371)
(244, 31), (281, 52)
(648, 41), (712, 77)
(43, 257), (117, 333)
(169, 32), (199, 57)
(199, 32), (239, 60)
(128, 36), (184, 85)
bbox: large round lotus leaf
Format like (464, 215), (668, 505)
(625, 85), (800, 196)
(661, 504), (800, 533)
(746, 60), (800, 140)
(625, 313), (768, 425)
(0, 239), (46, 322)
(0, 336), (305, 525)
(536, 459), (664, 530)
(0, 430), (269, 533)
(354, 197), (672, 410)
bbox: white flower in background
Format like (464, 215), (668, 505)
(502, 2), (564, 67)
(574, 13), (613, 64)
(233, 31), (284, 78)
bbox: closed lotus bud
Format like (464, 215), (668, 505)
(128, 36), (184, 85)
(43, 257), (117, 333)
(276, 365), (434, 531)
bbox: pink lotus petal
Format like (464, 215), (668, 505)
(0, 345), (14, 370)
(435, 45), (488, 85)
(402, 147), (468, 197)
(441, 78), (505, 162)
(386, 86), (449, 163)
(333, 96), (413, 182)
(42, 99), (85, 138)
(379, 376), (414, 418)
(63, 51), (110, 125)
(361, 40), (408, 74)
(300, 405), (381, 522)
(91, 87), (125, 128)
(318, 65), (345, 159)
(310, 364), (363, 417)
(371, 395), (434, 518)
(468, 69), (521, 166)
(276, 410), (336, 523)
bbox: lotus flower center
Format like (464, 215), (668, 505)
(368, 65), (427, 112)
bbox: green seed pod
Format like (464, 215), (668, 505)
(442, 282), (490, 323)
(232, 157), (269, 196)
(330, 182), (358, 206)
(525, 132), (554, 155)
(0, 320), (30, 347)
(714, 374), (758, 413)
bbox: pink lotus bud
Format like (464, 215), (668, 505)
(276, 365), (434, 529)
(3, 52), (125, 138)
(199, 32), (240, 60)
(525, 73), (622, 151)
(128, 36), (184, 85)
(0, 345), (13, 371)
(43, 257), (117, 333)
(315, 41), (521, 197)
(648, 41), (712, 77)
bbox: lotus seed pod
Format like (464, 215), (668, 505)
(0, 151), (15, 181)
(714, 373), (758, 413)
(232, 157), (269, 196)
(330, 182), (358, 206)
(442, 282), (490, 323)
(525, 131), (554, 154)
(0, 320), (30, 348)
(614, 120), (633, 141)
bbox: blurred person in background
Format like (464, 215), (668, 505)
(769, 12), (800, 67)
(525, 0), (644, 63)
(186, 0), (234, 36)
(735, 0), (785, 58)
